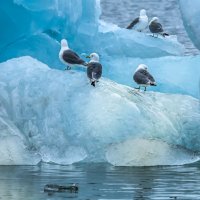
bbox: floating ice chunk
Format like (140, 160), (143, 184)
(179, 0), (200, 50)
(106, 139), (200, 166)
(0, 0), (185, 67)
(0, 56), (200, 165)
(98, 23), (185, 57)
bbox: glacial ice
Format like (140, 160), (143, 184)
(0, 0), (185, 68)
(0, 56), (200, 165)
(0, 0), (200, 167)
(179, 0), (200, 50)
(103, 55), (200, 98)
(106, 139), (200, 166)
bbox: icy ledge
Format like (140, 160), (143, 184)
(0, 0), (185, 67)
(0, 56), (199, 166)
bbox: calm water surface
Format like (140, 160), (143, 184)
(0, 162), (200, 200)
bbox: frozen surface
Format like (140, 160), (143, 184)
(0, 0), (185, 68)
(103, 55), (200, 98)
(0, 56), (200, 165)
(0, 117), (40, 165)
(106, 139), (200, 166)
(179, 0), (200, 50)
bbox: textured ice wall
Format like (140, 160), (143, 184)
(106, 139), (199, 166)
(0, 56), (199, 165)
(103, 55), (200, 98)
(0, 0), (99, 68)
(179, 0), (200, 50)
(0, 0), (185, 68)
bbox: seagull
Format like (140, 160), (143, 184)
(126, 9), (148, 32)
(149, 17), (169, 37)
(133, 64), (157, 91)
(59, 39), (87, 70)
(86, 53), (102, 87)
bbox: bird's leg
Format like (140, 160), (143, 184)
(64, 65), (71, 70)
(66, 66), (71, 70)
(144, 87), (147, 91)
(134, 86), (140, 90)
(91, 81), (96, 87)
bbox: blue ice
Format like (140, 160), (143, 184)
(0, 0), (199, 166)
(0, 57), (199, 165)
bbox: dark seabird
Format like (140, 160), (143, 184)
(126, 9), (148, 32)
(86, 53), (102, 87)
(149, 17), (169, 37)
(59, 39), (87, 70)
(133, 64), (157, 91)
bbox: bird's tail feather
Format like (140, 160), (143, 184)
(150, 82), (157, 86)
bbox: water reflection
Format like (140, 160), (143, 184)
(0, 162), (200, 199)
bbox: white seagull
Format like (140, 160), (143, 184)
(133, 64), (157, 91)
(126, 9), (148, 32)
(59, 39), (87, 70)
(149, 17), (169, 37)
(86, 53), (102, 87)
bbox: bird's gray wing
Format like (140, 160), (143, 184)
(126, 17), (139, 29)
(133, 70), (150, 85)
(87, 62), (102, 80)
(142, 70), (155, 82)
(62, 49), (86, 65)
(149, 22), (163, 33)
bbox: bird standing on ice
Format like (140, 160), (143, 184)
(86, 53), (102, 87)
(133, 64), (156, 91)
(126, 9), (148, 32)
(59, 39), (87, 70)
(149, 17), (169, 37)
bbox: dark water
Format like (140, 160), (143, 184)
(0, 162), (200, 200)
(100, 0), (199, 55)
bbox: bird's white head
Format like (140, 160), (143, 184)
(87, 53), (100, 62)
(140, 9), (147, 16)
(61, 39), (69, 48)
(136, 64), (148, 72)
(151, 17), (159, 22)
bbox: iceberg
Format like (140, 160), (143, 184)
(0, 56), (199, 165)
(0, 0), (185, 68)
(0, 0), (199, 167)
(179, 0), (200, 50)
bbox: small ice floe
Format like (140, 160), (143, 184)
(44, 184), (78, 193)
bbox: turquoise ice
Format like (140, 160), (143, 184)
(0, 57), (199, 165)
(0, 0), (184, 68)
(0, 0), (199, 166)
